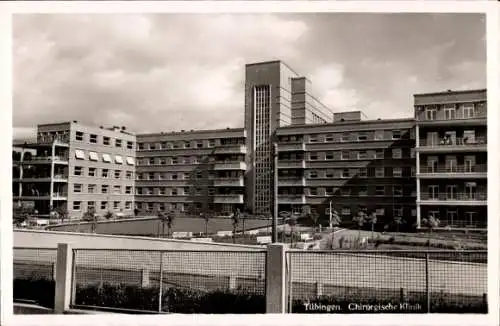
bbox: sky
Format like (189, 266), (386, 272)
(13, 13), (486, 139)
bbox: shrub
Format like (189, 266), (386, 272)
(13, 278), (55, 308)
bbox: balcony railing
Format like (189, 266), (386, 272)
(213, 144), (246, 154)
(419, 137), (486, 148)
(14, 192), (68, 200)
(277, 160), (306, 169)
(277, 194), (306, 204)
(417, 111), (487, 122)
(420, 192), (487, 201)
(37, 134), (70, 145)
(16, 174), (68, 181)
(419, 164), (487, 174)
(277, 142), (306, 152)
(213, 178), (244, 187)
(22, 155), (69, 163)
(213, 194), (244, 204)
(213, 162), (247, 170)
(278, 177), (306, 187)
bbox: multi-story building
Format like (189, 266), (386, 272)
(12, 61), (488, 230)
(135, 128), (246, 216)
(415, 89), (487, 229)
(13, 121), (137, 218)
(275, 112), (416, 224)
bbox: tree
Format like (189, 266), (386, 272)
(165, 211), (175, 237)
(287, 215), (298, 246)
(157, 211), (169, 238)
(55, 207), (69, 224)
(393, 216), (406, 233)
(232, 208), (241, 243)
(13, 204), (32, 227)
(104, 211), (114, 220)
(308, 210), (320, 234)
(82, 208), (97, 233)
(421, 215), (440, 247)
(329, 209), (341, 248)
(352, 210), (366, 238)
(134, 208), (140, 217)
(367, 212), (378, 240)
(202, 211), (212, 236)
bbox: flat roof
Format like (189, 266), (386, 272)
(414, 88), (486, 97)
(278, 117), (415, 130)
(137, 127), (245, 138)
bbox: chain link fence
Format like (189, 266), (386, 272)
(71, 249), (267, 313)
(287, 250), (487, 313)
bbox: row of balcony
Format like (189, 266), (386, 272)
(417, 164), (487, 178)
(135, 193), (244, 204)
(418, 137), (486, 153)
(418, 192), (487, 206)
(13, 192), (68, 200)
(14, 155), (69, 164)
(13, 174), (68, 182)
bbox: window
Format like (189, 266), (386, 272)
(127, 141), (134, 149)
(75, 150), (85, 160)
(87, 201), (95, 210)
(393, 167), (403, 177)
(74, 184), (82, 193)
(73, 201), (81, 211)
(125, 202), (132, 210)
(74, 166), (83, 176)
(341, 207), (351, 216)
(325, 187), (334, 196)
(444, 105), (456, 120)
(410, 148), (415, 158)
(463, 104), (474, 118)
(114, 170), (121, 179)
(126, 157), (135, 165)
(392, 149), (402, 159)
(309, 188), (318, 196)
(103, 137), (110, 145)
(196, 141), (203, 148)
(425, 108), (437, 120)
(88, 168), (96, 177)
(325, 170), (334, 178)
(208, 140), (215, 147)
(149, 143), (156, 150)
(393, 185), (403, 197)
(76, 131), (84, 141)
(101, 185), (109, 194)
(359, 168), (367, 178)
(393, 206), (403, 217)
(115, 139), (122, 148)
(102, 154), (111, 163)
(375, 149), (384, 159)
(358, 133), (367, 141)
(115, 155), (123, 164)
(102, 169), (109, 178)
(148, 173), (155, 180)
(90, 134), (97, 143)
(138, 143), (144, 150)
(358, 151), (367, 160)
(101, 202), (107, 210)
(88, 184), (96, 193)
(375, 208), (385, 216)
(126, 171), (133, 179)
(325, 134), (334, 142)
(341, 151), (350, 160)
(113, 201), (120, 210)
(341, 133), (349, 142)
(376, 186), (385, 196)
(172, 157), (179, 165)
(375, 167), (384, 178)
(171, 189), (178, 196)
(309, 135), (318, 143)
(89, 152), (99, 161)
(392, 130), (401, 140)
(113, 185), (121, 194)
(325, 152), (334, 160)
(125, 186), (132, 194)
(184, 141), (191, 148)
(374, 130), (384, 141)
(309, 152), (318, 160)
(341, 169), (350, 179)
(411, 166), (416, 177)
(359, 186), (368, 197)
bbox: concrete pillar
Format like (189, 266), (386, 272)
(54, 243), (73, 314)
(265, 243), (287, 313)
(141, 268), (150, 287)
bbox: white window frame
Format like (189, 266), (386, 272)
(375, 167), (384, 178)
(392, 149), (402, 159)
(73, 201), (81, 211)
(463, 104), (474, 118)
(393, 167), (403, 177)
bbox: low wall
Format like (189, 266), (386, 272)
(14, 229), (264, 251)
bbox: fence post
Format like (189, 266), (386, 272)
(52, 262), (57, 281)
(315, 282), (323, 298)
(266, 243), (287, 313)
(425, 252), (430, 313)
(228, 276), (237, 290)
(158, 252), (164, 313)
(141, 268), (150, 287)
(54, 243), (73, 314)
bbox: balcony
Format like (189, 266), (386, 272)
(213, 144), (246, 154)
(213, 177), (244, 187)
(277, 160), (306, 169)
(418, 192), (487, 206)
(277, 194), (306, 204)
(15, 174), (69, 182)
(213, 162), (247, 170)
(278, 177), (306, 187)
(416, 112), (487, 126)
(13, 192), (68, 201)
(21, 155), (69, 165)
(418, 137), (486, 153)
(277, 142), (306, 152)
(417, 164), (487, 179)
(37, 134), (70, 146)
(213, 194), (244, 204)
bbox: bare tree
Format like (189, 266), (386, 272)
(421, 216), (440, 247)
(352, 210), (367, 239)
(232, 208), (241, 243)
(82, 208), (97, 233)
